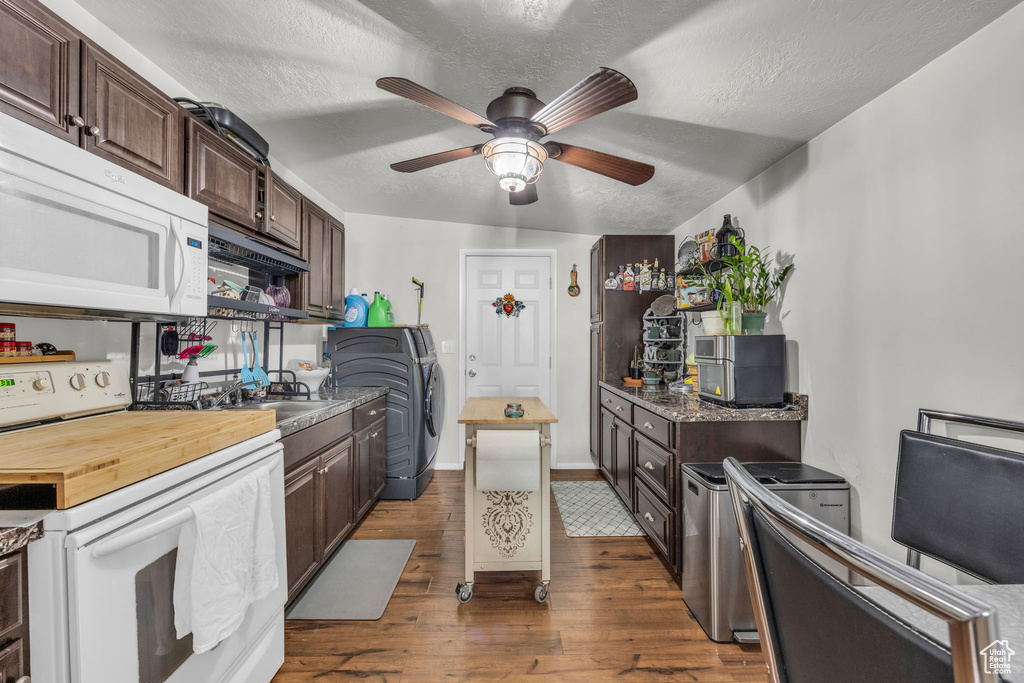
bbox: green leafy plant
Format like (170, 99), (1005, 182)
(718, 236), (794, 313)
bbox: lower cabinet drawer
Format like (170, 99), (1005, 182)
(633, 405), (672, 450)
(354, 396), (386, 431)
(634, 433), (672, 501)
(599, 389), (632, 421)
(634, 477), (674, 563)
(0, 638), (24, 683)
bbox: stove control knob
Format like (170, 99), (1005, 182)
(95, 371), (111, 388)
(33, 377), (50, 391)
(69, 373), (87, 391)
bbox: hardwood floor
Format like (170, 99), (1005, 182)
(273, 469), (768, 682)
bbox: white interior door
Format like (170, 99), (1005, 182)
(465, 254), (552, 404)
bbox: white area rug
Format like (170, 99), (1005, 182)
(551, 480), (645, 537)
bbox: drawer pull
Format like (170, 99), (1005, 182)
(644, 461), (655, 471)
(369, 409), (378, 416)
(614, 406), (623, 412)
(644, 512), (655, 523)
(604, 398), (611, 403)
(643, 421), (654, 430)
(371, 431), (379, 438)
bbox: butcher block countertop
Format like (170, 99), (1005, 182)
(458, 397), (558, 424)
(0, 410), (276, 509)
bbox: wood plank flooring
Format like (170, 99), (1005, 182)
(273, 469), (768, 682)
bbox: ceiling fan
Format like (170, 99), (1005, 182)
(376, 67), (655, 205)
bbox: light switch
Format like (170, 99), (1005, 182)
(441, 340), (454, 354)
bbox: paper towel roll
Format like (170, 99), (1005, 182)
(475, 430), (540, 492)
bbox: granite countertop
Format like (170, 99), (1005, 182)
(600, 380), (807, 423)
(0, 510), (46, 555)
(273, 386), (389, 437)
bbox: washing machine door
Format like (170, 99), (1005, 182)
(424, 361), (444, 438)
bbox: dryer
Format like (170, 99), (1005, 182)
(328, 327), (443, 500)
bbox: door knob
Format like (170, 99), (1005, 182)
(467, 369), (477, 378)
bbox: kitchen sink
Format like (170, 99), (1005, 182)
(215, 400), (335, 419)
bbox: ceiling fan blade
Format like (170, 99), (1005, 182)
(390, 145), (482, 173)
(509, 184), (538, 206)
(376, 77), (495, 130)
(547, 142), (654, 186)
(529, 67), (638, 135)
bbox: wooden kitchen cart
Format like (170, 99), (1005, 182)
(456, 397), (557, 603)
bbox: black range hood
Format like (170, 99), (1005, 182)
(207, 223), (309, 276)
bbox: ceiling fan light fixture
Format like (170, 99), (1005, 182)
(482, 137), (548, 193)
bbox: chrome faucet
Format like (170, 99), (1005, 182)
(207, 379), (262, 408)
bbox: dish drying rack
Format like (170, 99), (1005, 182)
(129, 317), (328, 410)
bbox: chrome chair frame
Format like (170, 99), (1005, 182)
(905, 408), (1024, 570)
(724, 457), (999, 683)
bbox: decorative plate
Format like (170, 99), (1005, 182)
(677, 238), (699, 269)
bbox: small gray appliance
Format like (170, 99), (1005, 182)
(680, 461), (850, 643)
(328, 327), (443, 500)
(694, 334), (786, 407)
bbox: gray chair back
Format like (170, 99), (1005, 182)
(894, 409), (1024, 584)
(723, 457), (999, 683)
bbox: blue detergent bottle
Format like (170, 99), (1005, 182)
(343, 289), (369, 327)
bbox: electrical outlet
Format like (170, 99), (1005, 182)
(441, 340), (454, 354)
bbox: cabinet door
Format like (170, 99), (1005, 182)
(369, 417), (387, 499)
(301, 200), (330, 317)
(81, 44), (182, 192)
(590, 323), (603, 462)
(613, 417), (633, 505)
(264, 171), (302, 250)
(590, 239), (602, 322)
(328, 218), (346, 320)
(284, 458), (321, 603)
(187, 117), (260, 231)
(353, 425), (374, 521)
(0, 0), (80, 143)
(320, 438), (354, 561)
(599, 408), (615, 481)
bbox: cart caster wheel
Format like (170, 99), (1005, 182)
(456, 582), (473, 603)
(534, 583), (549, 603)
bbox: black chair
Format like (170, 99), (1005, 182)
(723, 457), (1000, 683)
(893, 409), (1024, 585)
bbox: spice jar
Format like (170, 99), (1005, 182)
(0, 342), (16, 358)
(15, 342), (32, 357)
(0, 323), (14, 342)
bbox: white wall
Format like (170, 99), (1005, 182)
(672, 3), (1024, 580)
(344, 213), (597, 470)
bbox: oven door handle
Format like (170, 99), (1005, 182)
(91, 458), (281, 559)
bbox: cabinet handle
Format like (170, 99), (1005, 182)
(604, 398), (611, 404)
(614, 405), (622, 412)
(643, 421), (654, 430)
(69, 115), (86, 128)
(86, 125), (100, 136)
(271, 214), (276, 221)
(255, 211), (264, 220)
(644, 461), (655, 470)
(644, 512), (655, 523)
(369, 409), (377, 416)
(371, 431), (379, 438)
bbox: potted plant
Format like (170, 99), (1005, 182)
(629, 347), (643, 379)
(718, 236), (794, 334)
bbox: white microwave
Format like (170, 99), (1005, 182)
(0, 115), (208, 319)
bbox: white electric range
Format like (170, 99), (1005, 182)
(0, 360), (285, 683)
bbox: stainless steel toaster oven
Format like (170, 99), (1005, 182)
(694, 334), (786, 407)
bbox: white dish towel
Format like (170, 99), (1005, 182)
(174, 465), (278, 653)
(475, 429), (541, 492)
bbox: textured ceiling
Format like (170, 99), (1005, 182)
(77, 0), (1019, 234)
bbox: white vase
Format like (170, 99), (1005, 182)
(702, 311), (725, 335)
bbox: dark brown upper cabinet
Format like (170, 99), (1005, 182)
(187, 116), (260, 232)
(329, 218), (345, 320)
(81, 44), (182, 192)
(264, 171), (302, 250)
(301, 199), (330, 318)
(0, 0), (81, 144)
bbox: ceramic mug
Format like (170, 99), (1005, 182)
(666, 349), (682, 362)
(647, 325), (660, 339)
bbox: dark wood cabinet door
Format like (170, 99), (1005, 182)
(264, 171), (302, 250)
(590, 323), (603, 462)
(590, 239), (602, 322)
(284, 458), (321, 603)
(82, 44), (181, 192)
(599, 408), (615, 480)
(0, 0), (80, 144)
(369, 417), (387, 499)
(613, 417), (633, 505)
(0, 638), (24, 683)
(353, 425), (374, 521)
(320, 438), (354, 561)
(328, 218), (346, 320)
(301, 200), (330, 317)
(187, 117), (260, 231)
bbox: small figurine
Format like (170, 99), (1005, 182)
(622, 264), (636, 291)
(616, 265), (625, 289)
(657, 268), (667, 291)
(604, 272), (619, 290)
(638, 260), (653, 291)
